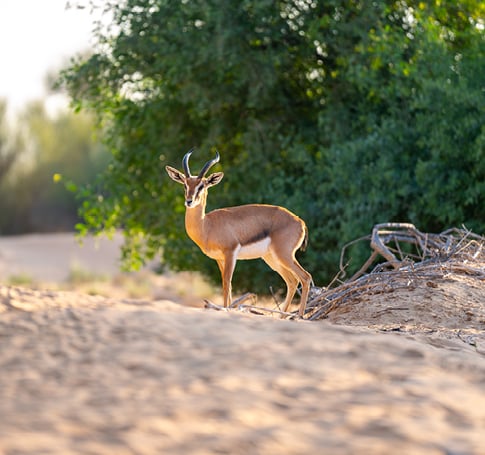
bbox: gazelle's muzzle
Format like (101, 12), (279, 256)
(185, 197), (201, 208)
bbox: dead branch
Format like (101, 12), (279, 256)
(302, 223), (485, 321)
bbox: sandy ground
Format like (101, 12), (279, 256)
(0, 233), (216, 304)
(0, 233), (125, 283)
(0, 234), (484, 454)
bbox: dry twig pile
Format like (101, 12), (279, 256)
(306, 223), (485, 321)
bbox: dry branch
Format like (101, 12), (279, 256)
(304, 223), (485, 321)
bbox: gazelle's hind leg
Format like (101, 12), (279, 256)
(263, 253), (299, 315)
(291, 259), (312, 317)
(266, 247), (312, 317)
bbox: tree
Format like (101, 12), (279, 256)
(0, 102), (109, 234)
(0, 100), (20, 182)
(60, 0), (485, 289)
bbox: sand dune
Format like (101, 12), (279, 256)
(0, 234), (484, 454)
(0, 284), (484, 454)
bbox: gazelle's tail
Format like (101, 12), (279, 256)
(300, 223), (309, 252)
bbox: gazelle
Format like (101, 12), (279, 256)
(165, 149), (312, 317)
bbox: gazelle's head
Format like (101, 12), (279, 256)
(165, 149), (224, 208)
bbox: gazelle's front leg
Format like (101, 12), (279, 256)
(218, 251), (237, 308)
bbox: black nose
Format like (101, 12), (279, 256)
(185, 199), (193, 207)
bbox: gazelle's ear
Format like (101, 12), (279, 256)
(165, 166), (186, 184)
(206, 172), (224, 188)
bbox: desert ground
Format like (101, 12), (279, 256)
(0, 233), (484, 454)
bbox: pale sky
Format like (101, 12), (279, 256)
(0, 0), (99, 116)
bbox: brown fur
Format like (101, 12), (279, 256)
(166, 162), (312, 317)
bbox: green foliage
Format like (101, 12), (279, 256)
(0, 100), (21, 181)
(60, 0), (485, 290)
(0, 102), (109, 234)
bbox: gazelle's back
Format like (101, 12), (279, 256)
(205, 203), (307, 254)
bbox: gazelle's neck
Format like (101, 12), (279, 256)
(184, 194), (207, 245)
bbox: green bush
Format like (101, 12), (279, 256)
(60, 1), (485, 290)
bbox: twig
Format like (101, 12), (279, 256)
(348, 250), (379, 282)
(238, 304), (295, 318)
(339, 234), (371, 274)
(268, 286), (282, 310)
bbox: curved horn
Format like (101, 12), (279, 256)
(197, 150), (220, 179)
(182, 148), (194, 177)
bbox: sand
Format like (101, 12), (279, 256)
(0, 233), (125, 283)
(0, 234), (484, 454)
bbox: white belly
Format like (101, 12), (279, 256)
(203, 237), (271, 261)
(237, 237), (271, 260)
